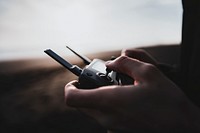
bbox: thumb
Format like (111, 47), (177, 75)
(106, 56), (158, 82)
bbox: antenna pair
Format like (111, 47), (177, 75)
(44, 46), (91, 76)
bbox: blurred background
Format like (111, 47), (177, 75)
(0, 0), (182, 133)
(0, 0), (182, 60)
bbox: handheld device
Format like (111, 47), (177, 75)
(44, 46), (133, 89)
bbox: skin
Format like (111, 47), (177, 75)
(64, 49), (200, 133)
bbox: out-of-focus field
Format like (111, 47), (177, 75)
(0, 45), (180, 133)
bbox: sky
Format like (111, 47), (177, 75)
(0, 0), (183, 60)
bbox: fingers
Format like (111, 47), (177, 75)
(121, 48), (146, 57)
(65, 81), (112, 108)
(65, 82), (139, 109)
(64, 54), (161, 109)
(121, 49), (157, 65)
(106, 56), (160, 82)
(66, 80), (79, 87)
(64, 80), (79, 104)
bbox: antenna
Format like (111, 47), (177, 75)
(66, 46), (91, 65)
(44, 49), (82, 76)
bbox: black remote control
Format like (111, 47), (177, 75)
(44, 47), (133, 89)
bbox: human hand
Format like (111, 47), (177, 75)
(121, 48), (157, 65)
(64, 56), (200, 132)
